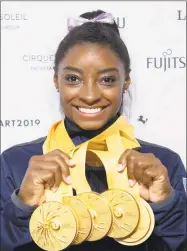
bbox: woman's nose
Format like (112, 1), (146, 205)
(78, 81), (101, 105)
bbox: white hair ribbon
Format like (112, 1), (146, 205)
(67, 12), (115, 31)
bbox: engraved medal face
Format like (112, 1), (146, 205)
(30, 202), (77, 251)
(77, 192), (112, 241)
(102, 189), (140, 238)
(62, 196), (93, 245)
(115, 198), (154, 246)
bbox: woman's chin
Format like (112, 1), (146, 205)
(74, 119), (107, 131)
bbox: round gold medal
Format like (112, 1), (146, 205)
(115, 198), (154, 246)
(102, 189), (140, 239)
(62, 196), (93, 245)
(77, 192), (113, 241)
(30, 202), (77, 251)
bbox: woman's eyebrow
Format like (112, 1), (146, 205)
(98, 68), (119, 74)
(63, 66), (119, 74)
(63, 66), (83, 73)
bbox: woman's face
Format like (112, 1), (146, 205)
(54, 43), (130, 130)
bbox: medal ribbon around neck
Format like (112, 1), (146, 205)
(29, 116), (155, 250)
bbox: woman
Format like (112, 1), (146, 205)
(1, 10), (186, 251)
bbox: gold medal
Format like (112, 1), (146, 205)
(62, 196), (93, 245)
(77, 192), (113, 241)
(102, 189), (139, 238)
(44, 169), (93, 245)
(115, 198), (154, 246)
(29, 202), (77, 251)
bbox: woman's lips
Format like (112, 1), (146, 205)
(73, 106), (108, 117)
(78, 107), (102, 114)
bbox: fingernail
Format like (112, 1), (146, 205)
(129, 179), (134, 187)
(52, 187), (58, 193)
(117, 164), (125, 172)
(66, 176), (71, 184)
(68, 159), (76, 166)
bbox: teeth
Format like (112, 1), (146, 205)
(78, 107), (102, 114)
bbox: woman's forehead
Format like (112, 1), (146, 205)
(59, 43), (123, 70)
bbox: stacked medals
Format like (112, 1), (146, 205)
(91, 132), (155, 246)
(29, 117), (155, 250)
(29, 142), (113, 251)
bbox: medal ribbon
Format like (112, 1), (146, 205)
(42, 116), (140, 200)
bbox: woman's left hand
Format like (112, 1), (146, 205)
(118, 149), (172, 203)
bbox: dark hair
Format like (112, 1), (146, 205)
(54, 10), (131, 74)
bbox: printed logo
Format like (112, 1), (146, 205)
(23, 54), (55, 71)
(177, 10), (186, 20)
(147, 49), (186, 72)
(137, 115), (148, 124)
(114, 17), (125, 29)
(1, 13), (28, 30)
(0, 119), (41, 127)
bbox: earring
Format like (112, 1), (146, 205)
(124, 81), (128, 93)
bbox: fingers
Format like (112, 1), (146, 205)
(44, 150), (76, 186)
(118, 149), (138, 186)
(117, 149), (132, 172)
(126, 157), (136, 186)
(118, 149), (159, 187)
(39, 159), (63, 191)
(20, 149), (76, 206)
(43, 155), (71, 185)
(140, 167), (157, 186)
(33, 161), (57, 187)
(32, 149), (76, 192)
(47, 149), (76, 167)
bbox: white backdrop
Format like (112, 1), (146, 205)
(1, 1), (186, 165)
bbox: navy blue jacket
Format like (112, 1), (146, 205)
(1, 134), (187, 251)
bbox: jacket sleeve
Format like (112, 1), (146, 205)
(0, 153), (35, 251)
(149, 154), (187, 251)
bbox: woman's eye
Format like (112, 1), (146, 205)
(65, 75), (80, 83)
(100, 76), (117, 85)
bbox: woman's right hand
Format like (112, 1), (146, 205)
(18, 149), (75, 207)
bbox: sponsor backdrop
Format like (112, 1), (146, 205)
(1, 1), (186, 165)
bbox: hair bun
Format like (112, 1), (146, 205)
(80, 10), (120, 35)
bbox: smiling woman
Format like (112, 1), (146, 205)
(53, 10), (131, 131)
(54, 43), (129, 130)
(0, 9), (186, 251)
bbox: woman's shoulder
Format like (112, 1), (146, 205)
(137, 138), (184, 169)
(1, 137), (47, 181)
(1, 136), (46, 164)
(137, 139), (186, 190)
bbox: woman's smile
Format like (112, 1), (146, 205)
(72, 105), (109, 118)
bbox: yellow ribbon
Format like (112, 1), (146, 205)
(43, 115), (140, 200)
